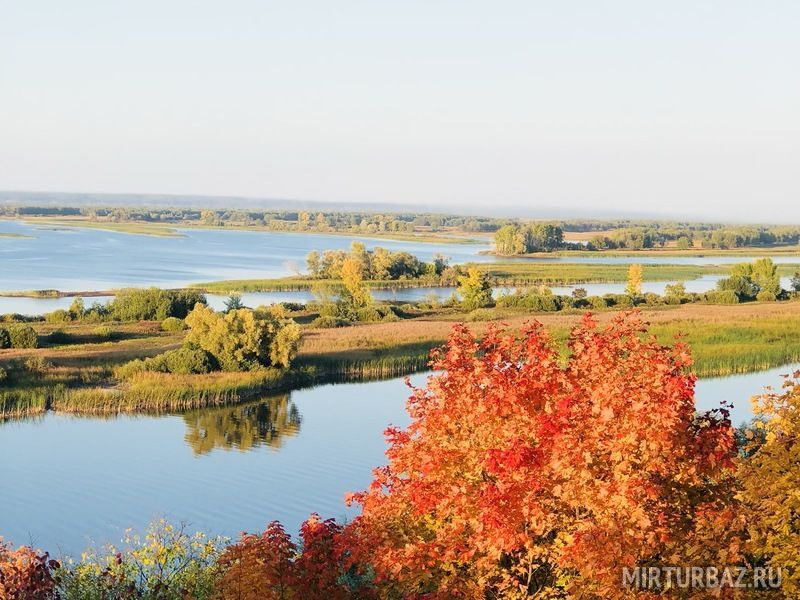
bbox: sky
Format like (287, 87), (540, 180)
(1, 1), (799, 220)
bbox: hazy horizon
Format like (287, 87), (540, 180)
(2, 1), (799, 220)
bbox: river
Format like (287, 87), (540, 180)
(1, 365), (795, 557)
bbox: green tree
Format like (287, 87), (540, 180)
(458, 267), (494, 310)
(664, 281), (686, 298)
(751, 257), (781, 296)
(184, 305), (300, 371)
(792, 271), (800, 292)
(224, 293), (244, 312)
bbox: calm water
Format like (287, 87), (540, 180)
(1, 366), (795, 556)
(0, 220), (493, 293)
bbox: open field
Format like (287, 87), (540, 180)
(4, 300), (800, 418)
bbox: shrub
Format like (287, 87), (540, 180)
(44, 309), (71, 323)
(588, 296), (608, 310)
(756, 290), (777, 302)
(311, 316), (350, 328)
(0, 329), (9, 349)
(354, 307), (382, 322)
(56, 520), (224, 600)
(215, 517), (351, 600)
(281, 302), (306, 312)
(92, 325), (113, 340)
(0, 367), (6, 384)
(24, 356), (52, 373)
(114, 359), (147, 380)
(185, 305), (301, 371)
(5, 325), (38, 349)
(0, 539), (58, 599)
(161, 316), (186, 332)
(704, 290), (740, 305)
(110, 288), (206, 321)
(163, 347), (215, 374)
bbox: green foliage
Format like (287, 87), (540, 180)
(55, 519), (225, 600)
(146, 347), (216, 375)
(307, 241), (448, 281)
(664, 281), (686, 298)
(458, 267), (494, 311)
(161, 316), (186, 332)
(717, 259), (781, 301)
(0, 367), (6, 384)
(792, 271), (800, 292)
(223, 293), (244, 312)
(496, 289), (562, 311)
(704, 290), (740, 304)
(110, 288), (206, 321)
(44, 309), (71, 323)
(311, 316), (351, 328)
(751, 257), (781, 296)
(494, 223), (564, 254)
(3, 324), (38, 348)
(92, 326), (113, 340)
(0, 328), (9, 349)
(756, 290), (777, 302)
(185, 305), (300, 371)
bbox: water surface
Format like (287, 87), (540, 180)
(1, 366), (794, 556)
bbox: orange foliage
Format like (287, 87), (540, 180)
(214, 515), (351, 600)
(0, 539), (57, 600)
(345, 312), (742, 598)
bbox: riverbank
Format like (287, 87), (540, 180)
(487, 245), (800, 258)
(3, 301), (800, 419)
(15, 216), (484, 245)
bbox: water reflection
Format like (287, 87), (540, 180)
(183, 395), (302, 455)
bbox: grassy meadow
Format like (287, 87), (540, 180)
(4, 299), (800, 419)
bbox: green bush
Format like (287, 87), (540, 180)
(161, 347), (216, 374)
(588, 296), (608, 310)
(606, 294), (634, 308)
(92, 326), (114, 340)
(161, 317), (186, 332)
(0, 366), (7, 383)
(115, 359), (147, 380)
(5, 324), (38, 348)
(0, 328), (9, 349)
(44, 309), (71, 323)
(704, 290), (740, 305)
(756, 290), (777, 302)
(311, 315), (351, 328)
(111, 288), (206, 321)
(664, 295), (682, 305)
(185, 305), (301, 371)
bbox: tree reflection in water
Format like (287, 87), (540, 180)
(183, 394), (302, 455)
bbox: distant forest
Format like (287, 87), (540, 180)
(1, 201), (800, 251)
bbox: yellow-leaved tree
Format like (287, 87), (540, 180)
(625, 263), (643, 296)
(739, 372), (800, 594)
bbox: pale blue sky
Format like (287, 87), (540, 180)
(1, 1), (799, 219)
